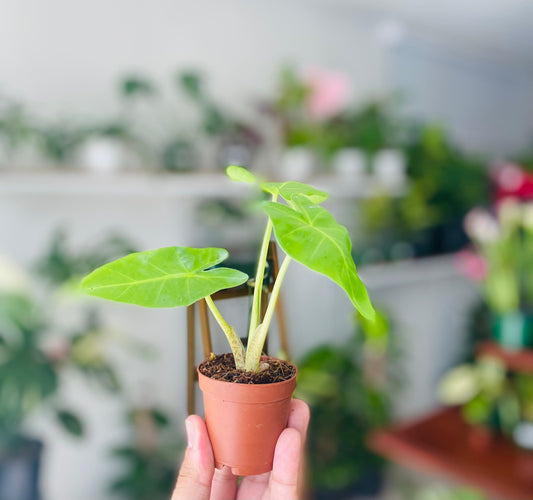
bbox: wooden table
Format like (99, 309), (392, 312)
(369, 408), (533, 500)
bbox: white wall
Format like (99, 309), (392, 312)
(0, 0), (388, 120)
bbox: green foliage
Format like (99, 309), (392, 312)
(82, 247), (249, 308)
(37, 122), (87, 163)
(56, 409), (84, 437)
(408, 483), (486, 500)
(109, 408), (182, 500)
(325, 99), (402, 157)
(264, 196), (374, 319)
(177, 70), (235, 137)
(120, 75), (157, 98)
(36, 229), (137, 287)
(262, 181), (328, 205)
(296, 311), (395, 494)
(0, 98), (34, 152)
(405, 125), (489, 223)
(81, 166), (374, 370)
(0, 288), (121, 449)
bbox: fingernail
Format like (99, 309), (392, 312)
(186, 420), (195, 449)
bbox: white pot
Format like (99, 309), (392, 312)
(279, 147), (316, 181)
(373, 149), (406, 189)
(333, 148), (367, 180)
(77, 137), (128, 174)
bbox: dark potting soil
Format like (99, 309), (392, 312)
(199, 353), (296, 384)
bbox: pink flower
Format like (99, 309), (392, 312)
(303, 68), (350, 121)
(455, 250), (488, 282)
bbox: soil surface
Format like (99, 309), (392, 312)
(199, 353), (296, 384)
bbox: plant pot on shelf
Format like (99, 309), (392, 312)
(492, 312), (533, 350)
(373, 149), (406, 190)
(279, 147), (317, 181)
(332, 148), (366, 181)
(198, 356), (297, 476)
(0, 437), (43, 500)
(77, 137), (131, 174)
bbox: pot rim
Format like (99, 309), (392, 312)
(197, 355), (297, 402)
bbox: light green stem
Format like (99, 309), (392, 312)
(245, 256), (291, 372)
(205, 296), (246, 370)
(248, 194), (278, 339)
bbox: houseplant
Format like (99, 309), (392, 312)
(109, 407), (182, 500)
(296, 309), (396, 499)
(81, 165), (375, 475)
(459, 198), (533, 349)
(0, 288), (121, 500)
(438, 356), (518, 449)
(178, 70), (261, 169)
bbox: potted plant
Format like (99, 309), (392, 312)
(271, 65), (351, 179)
(295, 309), (397, 499)
(178, 70), (261, 170)
(459, 198), (533, 349)
(438, 356), (514, 451)
(109, 407), (182, 500)
(0, 288), (121, 500)
(81, 165), (375, 475)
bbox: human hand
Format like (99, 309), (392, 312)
(171, 398), (310, 500)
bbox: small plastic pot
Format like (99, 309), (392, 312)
(198, 357), (297, 476)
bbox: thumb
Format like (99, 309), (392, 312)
(172, 415), (214, 500)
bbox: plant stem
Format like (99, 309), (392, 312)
(204, 296), (246, 370)
(245, 255), (291, 372)
(248, 194), (278, 340)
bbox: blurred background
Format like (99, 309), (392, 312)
(1, 0), (533, 499)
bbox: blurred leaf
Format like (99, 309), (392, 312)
(152, 409), (169, 428)
(438, 365), (479, 405)
(56, 409), (84, 437)
(120, 76), (157, 97)
(178, 71), (203, 99)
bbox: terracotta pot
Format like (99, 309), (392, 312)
(198, 357), (297, 476)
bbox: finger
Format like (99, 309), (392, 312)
(236, 472), (270, 500)
(238, 399), (311, 500)
(209, 466), (238, 500)
(287, 399), (310, 497)
(269, 427), (302, 500)
(287, 399), (310, 439)
(172, 415), (214, 500)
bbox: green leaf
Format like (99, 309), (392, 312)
(120, 76), (156, 97)
(56, 409), (84, 437)
(226, 165), (257, 184)
(263, 196), (375, 320)
(179, 71), (203, 99)
(262, 181), (328, 205)
(81, 247), (248, 308)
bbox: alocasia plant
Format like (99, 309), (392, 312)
(81, 166), (375, 372)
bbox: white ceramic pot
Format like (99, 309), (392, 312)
(78, 137), (128, 174)
(373, 149), (406, 189)
(279, 147), (316, 181)
(333, 148), (367, 180)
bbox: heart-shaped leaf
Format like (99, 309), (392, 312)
(81, 247), (248, 308)
(263, 196), (375, 320)
(262, 181), (328, 205)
